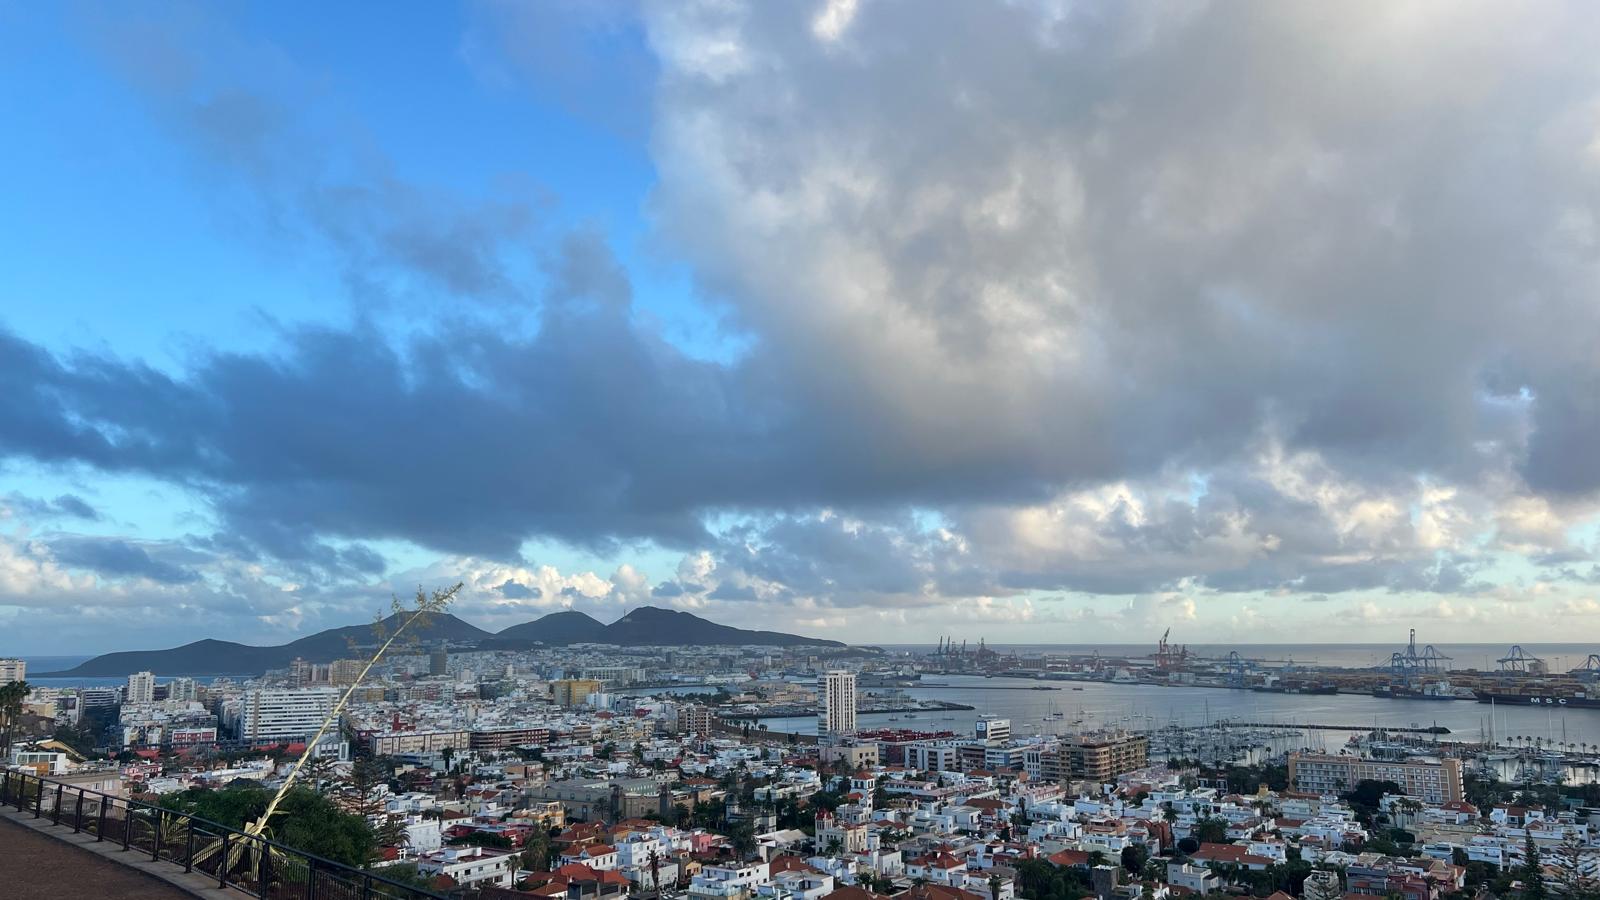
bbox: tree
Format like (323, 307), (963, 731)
(450, 831), (513, 849)
(1521, 834), (1547, 900)
(1552, 833), (1598, 900)
(0, 681), (30, 756)
(376, 814), (407, 850)
(990, 872), (1004, 900)
(161, 784), (376, 868)
(730, 821), (757, 860)
(1195, 817), (1229, 844)
(648, 849), (663, 892)
(343, 756), (389, 820)
(521, 828), (552, 871)
(1344, 780), (1404, 815)
(301, 752), (337, 792)
(1122, 844), (1150, 875)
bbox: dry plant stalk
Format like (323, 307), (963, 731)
(243, 583), (462, 838)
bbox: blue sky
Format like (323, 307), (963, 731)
(4, 1), (1600, 653)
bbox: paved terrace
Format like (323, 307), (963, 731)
(0, 809), (208, 899)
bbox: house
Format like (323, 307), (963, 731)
(1166, 862), (1220, 894)
(1190, 843), (1275, 871)
(689, 860), (773, 900)
(906, 851), (968, 886)
(561, 843), (620, 871)
(758, 870), (837, 900)
(413, 845), (519, 889)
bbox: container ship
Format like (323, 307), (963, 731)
(1474, 688), (1600, 708)
(1374, 679), (1472, 700)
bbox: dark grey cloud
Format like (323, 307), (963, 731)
(498, 580), (541, 599)
(47, 537), (201, 585)
(706, 583), (758, 602)
(2, 492), (100, 521)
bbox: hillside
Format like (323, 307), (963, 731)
(42, 606), (842, 677)
(495, 610), (607, 644)
(594, 606), (844, 648)
(38, 612), (491, 677)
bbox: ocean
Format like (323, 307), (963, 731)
(12, 656), (221, 688)
(753, 672), (1600, 756)
(877, 643), (1600, 672)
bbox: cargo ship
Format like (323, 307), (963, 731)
(1374, 679), (1472, 700)
(1253, 682), (1341, 695)
(1474, 689), (1600, 708)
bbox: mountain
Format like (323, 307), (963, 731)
(38, 612), (491, 678)
(42, 606), (840, 677)
(594, 606), (844, 648)
(495, 610), (606, 644)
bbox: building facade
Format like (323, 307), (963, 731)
(553, 679), (604, 708)
(0, 658), (24, 684)
(125, 671), (156, 705)
(237, 688), (339, 741)
(819, 670), (857, 735)
(677, 704), (713, 736)
(1287, 753), (1464, 804)
(1043, 732), (1149, 782)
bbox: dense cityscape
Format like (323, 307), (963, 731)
(6, 622), (1600, 899)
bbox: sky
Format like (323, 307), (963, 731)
(4, 1), (1600, 654)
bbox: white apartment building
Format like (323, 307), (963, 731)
(167, 677), (197, 702)
(905, 743), (960, 773)
(414, 845), (518, 889)
(690, 861), (772, 900)
(0, 658), (25, 684)
(237, 688), (339, 741)
(976, 715), (1011, 745)
(819, 670), (856, 736)
(125, 671), (156, 705)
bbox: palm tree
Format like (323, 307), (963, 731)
(0, 680), (30, 757)
(988, 872), (1004, 900)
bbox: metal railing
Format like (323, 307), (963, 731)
(0, 770), (446, 900)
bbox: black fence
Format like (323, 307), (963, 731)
(0, 770), (446, 900)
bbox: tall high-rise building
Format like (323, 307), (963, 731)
(677, 703), (713, 736)
(820, 670), (857, 735)
(429, 650), (448, 677)
(237, 688), (339, 741)
(329, 659), (364, 685)
(126, 671), (156, 705)
(551, 679), (603, 708)
(167, 677), (198, 703)
(0, 658), (25, 684)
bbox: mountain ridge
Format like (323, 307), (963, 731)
(39, 605), (844, 676)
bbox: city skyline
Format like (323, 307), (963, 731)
(8, 3), (1600, 653)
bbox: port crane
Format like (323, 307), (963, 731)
(1390, 628), (1450, 674)
(1155, 628), (1189, 670)
(1497, 645), (1545, 673)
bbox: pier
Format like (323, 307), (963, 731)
(1214, 719), (1450, 734)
